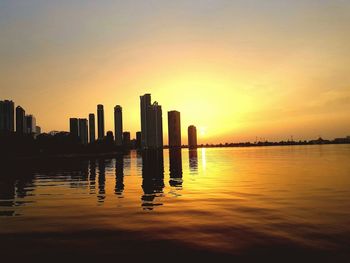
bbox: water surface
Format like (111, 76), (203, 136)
(1, 145), (349, 261)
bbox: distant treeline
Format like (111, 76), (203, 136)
(1, 132), (349, 160)
(192, 136), (350, 148)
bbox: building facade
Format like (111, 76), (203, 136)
(0, 100), (15, 132)
(16, 106), (26, 134)
(188, 125), (197, 149)
(89, 113), (95, 143)
(168, 110), (181, 148)
(78, 118), (88, 145)
(97, 104), (105, 140)
(114, 105), (123, 146)
(140, 94), (151, 149)
(69, 118), (79, 138)
(25, 115), (36, 134)
(140, 94), (163, 149)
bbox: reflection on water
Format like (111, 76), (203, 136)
(169, 149), (183, 188)
(1, 145), (350, 261)
(141, 150), (164, 210)
(115, 156), (124, 197)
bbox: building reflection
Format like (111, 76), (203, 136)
(189, 149), (198, 173)
(141, 150), (164, 210)
(97, 159), (106, 203)
(115, 155), (124, 197)
(169, 148), (183, 188)
(0, 163), (35, 216)
(89, 159), (96, 194)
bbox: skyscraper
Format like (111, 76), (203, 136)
(188, 125), (197, 149)
(140, 93), (151, 148)
(89, 113), (95, 143)
(16, 106), (26, 134)
(35, 126), (41, 135)
(136, 131), (142, 149)
(97, 104), (105, 140)
(69, 118), (79, 138)
(0, 100), (15, 132)
(79, 118), (88, 145)
(168, 110), (181, 148)
(123, 131), (131, 148)
(25, 115), (36, 134)
(114, 105), (123, 146)
(140, 94), (163, 149)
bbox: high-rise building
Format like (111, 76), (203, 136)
(147, 102), (163, 149)
(25, 115), (36, 134)
(106, 131), (114, 144)
(114, 105), (123, 146)
(140, 94), (163, 149)
(97, 104), (105, 140)
(123, 131), (131, 148)
(188, 125), (197, 149)
(35, 126), (41, 135)
(136, 131), (142, 149)
(140, 94), (151, 148)
(79, 118), (88, 145)
(69, 118), (79, 138)
(0, 100), (15, 132)
(168, 110), (181, 148)
(89, 113), (95, 143)
(16, 106), (26, 134)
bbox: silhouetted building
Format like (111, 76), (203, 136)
(106, 131), (114, 144)
(168, 110), (181, 148)
(140, 93), (151, 149)
(78, 118), (88, 145)
(69, 118), (79, 138)
(140, 94), (163, 149)
(15, 106), (25, 134)
(114, 105), (123, 146)
(97, 104), (105, 140)
(89, 113), (95, 143)
(25, 115), (36, 134)
(123, 131), (131, 148)
(35, 126), (41, 135)
(0, 100), (15, 132)
(148, 102), (163, 149)
(188, 125), (197, 149)
(136, 131), (142, 149)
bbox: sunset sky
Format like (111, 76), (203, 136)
(1, 0), (350, 144)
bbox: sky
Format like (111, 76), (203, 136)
(1, 0), (350, 144)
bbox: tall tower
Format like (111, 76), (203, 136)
(79, 118), (88, 145)
(114, 105), (123, 146)
(69, 118), (79, 138)
(168, 110), (181, 148)
(147, 102), (163, 149)
(16, 106), (26, 134)
(97, 104), (105, 140)
(188, 125), (197, 149)
(140, 94), (151, 149)
(0, 100), (15, 132)
(25, 115), (36, 134)
(140, 94), (163, 149)
(89, 113), (95, 143)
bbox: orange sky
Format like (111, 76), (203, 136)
(1, 1), (350, 144)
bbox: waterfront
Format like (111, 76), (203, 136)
(0, 145), (349, 261)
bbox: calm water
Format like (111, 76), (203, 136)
(1, 145), (350, 261)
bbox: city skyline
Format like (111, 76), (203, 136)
(1, 1), (350, 143)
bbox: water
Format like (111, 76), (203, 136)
(0, 145), (350, 261)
